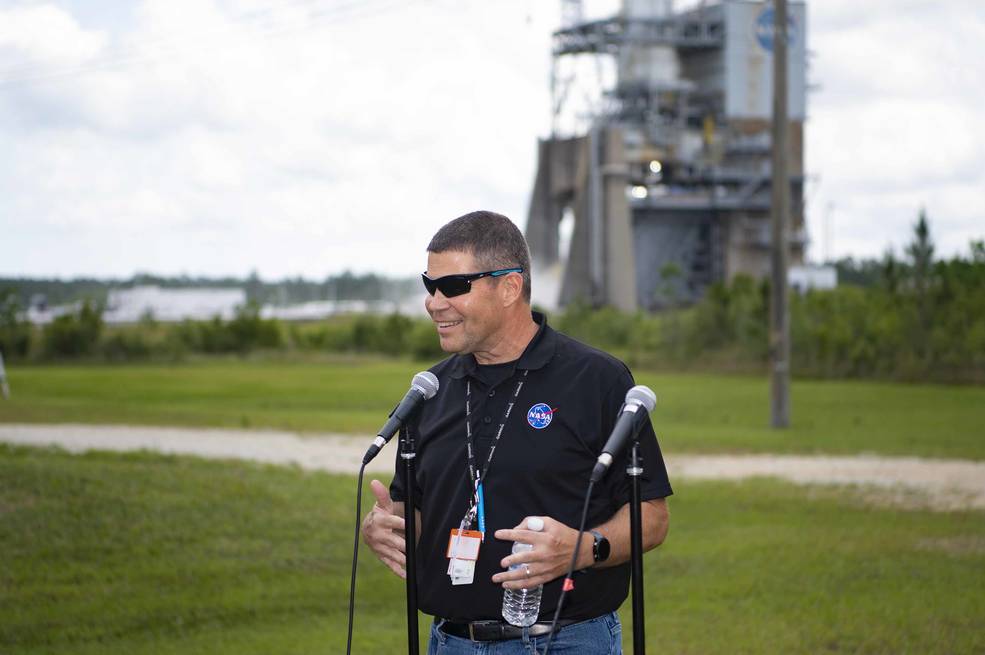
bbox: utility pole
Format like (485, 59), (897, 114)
(770, 0), (790, 428)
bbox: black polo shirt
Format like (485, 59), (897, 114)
(390, 312), (672, 623)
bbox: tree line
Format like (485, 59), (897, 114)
(2, 214), (982, 383)
(555, 212), (984, 383)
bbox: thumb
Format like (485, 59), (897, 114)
(370, 479), (393, 512)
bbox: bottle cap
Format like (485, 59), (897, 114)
(526, 517), (545, 532)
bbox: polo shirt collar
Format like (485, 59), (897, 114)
(448, 311), (556, 380)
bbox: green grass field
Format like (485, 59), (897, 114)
(2, 444), (983, 654)
(2, 359), (984, 459)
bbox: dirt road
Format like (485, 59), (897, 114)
(2, 423), (983, 511)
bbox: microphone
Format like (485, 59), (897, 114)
(590, 385), (656, 483)
(362, 371), (439, 465)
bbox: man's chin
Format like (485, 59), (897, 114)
(437, 335), (466, 354)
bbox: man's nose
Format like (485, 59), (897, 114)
(425, 291), (450, 312)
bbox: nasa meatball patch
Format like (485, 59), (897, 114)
(526, 403), (554, 430)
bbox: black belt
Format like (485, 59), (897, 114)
(437, 618), (578, 642)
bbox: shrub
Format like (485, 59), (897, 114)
(377, 313), (414, 356)
(554, 301), (636, 349)
(227, 303), (283, 352)
(0, 293), (31, 358)
(42, 300), (103, 358)
(351, 314), (381, 352)
(101, 331), (152, 362)
(166, 304), (283, 355)
(409, 320), (445, 360)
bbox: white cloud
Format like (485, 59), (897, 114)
(805, 0), (985, 261)
(0, 4), (105, 69)
(0, 0), (555, 278)
(0, 0), (982, 279)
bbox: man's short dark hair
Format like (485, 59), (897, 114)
(427, 211), (532, 303)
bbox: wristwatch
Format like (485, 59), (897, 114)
(589, 530), (610, 564)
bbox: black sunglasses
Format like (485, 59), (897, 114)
(421, 268), (523, 298)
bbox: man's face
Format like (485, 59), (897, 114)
(424, 250), (504, 355)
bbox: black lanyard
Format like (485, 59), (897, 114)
(460, 369), (528, 528)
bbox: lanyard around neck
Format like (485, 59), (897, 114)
(464, 368), (528, 488)
(460, 369), (529, 531)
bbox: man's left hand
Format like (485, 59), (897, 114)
(491, 517), (591, 590)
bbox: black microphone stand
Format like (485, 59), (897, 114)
(399, 423), (420, 655)
(627, 438), (646, 655)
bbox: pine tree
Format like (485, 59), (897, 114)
(904, 208), (936, 362)
(905, 208), (935, 295)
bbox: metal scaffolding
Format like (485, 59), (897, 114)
(526, 0), (809, 311)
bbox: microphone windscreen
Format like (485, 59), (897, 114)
(412, 371), (440, 399)
(625, 385), (656, 412)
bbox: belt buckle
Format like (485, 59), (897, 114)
(467, 620), (499, 641)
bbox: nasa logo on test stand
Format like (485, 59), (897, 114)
(526, 403), (555, 429)
(754, 6), (798, 53)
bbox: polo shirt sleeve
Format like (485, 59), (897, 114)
(598, 370), (674, 512)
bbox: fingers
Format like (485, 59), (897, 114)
(364, 524), (408, 579)
(498, 546), (557, 577)
(495, 528), (535, 543)
(494, 516), (557, 543)
(361, 508), (405, 543)
(360, 480), (409, 580)
(373, 511), (406, 532)
(495, 527), (551, 543)
(375, 542), (407, 569)
(363, 513), (406, 551)
(498, 546), (537, 569)
(381, 557), (407, 579)
(492, 516), (576, 589)
(369, 479), (393, 512)
(491, 562), (554, 590)
(381, 528), (407, 554)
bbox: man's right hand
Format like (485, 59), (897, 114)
(361, 479), (408, 579)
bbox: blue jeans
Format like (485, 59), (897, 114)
(426, 612), (622, 654)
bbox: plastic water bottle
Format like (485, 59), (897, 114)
(502, 516), (544, 627)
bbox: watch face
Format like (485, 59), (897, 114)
(593, 532), (610, 562)
(597, 536), (610, 561)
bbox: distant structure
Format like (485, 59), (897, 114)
(259, 296), (428, 320)
(104, 286), (246, 323)
(788, 264), (836, 294)
(526, 0), (808, 311)
(23, 285), (427, 325)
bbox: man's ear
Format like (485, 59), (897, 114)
(500, 272), (524, 307)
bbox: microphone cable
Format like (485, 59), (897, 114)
(539, 479), (595, 655)
(345, 463), (368, 655)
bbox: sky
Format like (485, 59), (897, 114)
(1, 0), (983, 280)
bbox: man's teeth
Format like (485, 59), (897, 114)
(438, 320), (462, 328)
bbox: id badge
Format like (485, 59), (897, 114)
(447, 529), (482, 586)
(448, 558), (475, 585)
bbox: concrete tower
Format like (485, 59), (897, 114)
(526, 0), (808, 311)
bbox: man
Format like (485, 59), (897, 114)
(362, 211), (672, 654)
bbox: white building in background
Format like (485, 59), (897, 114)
(259, 295), (429, 321)
(104, 286), (246, 323)
(23, 285), (428, 325)
(788, 265), (837, 294)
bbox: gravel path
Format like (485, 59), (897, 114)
(2, 423), (984, 511)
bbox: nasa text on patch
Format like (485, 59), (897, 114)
(526, 403), (555, 430)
